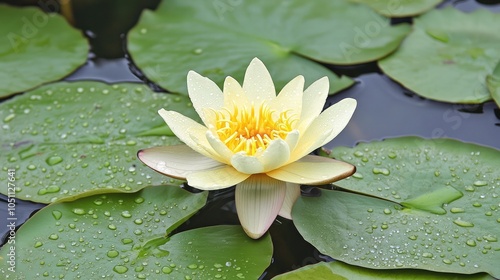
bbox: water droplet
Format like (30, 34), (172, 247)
(483, 235), (497, 242)
(383, 208), (392, 215)
(27, 164), (37, 170)
(422, 252), (433, 258)
(162, 266), (172, 274)
(4, 113), (15, 123)
(140, 28), (147, 34)
(72, 208), (86, 215)
(466, 239), (477, 247)
(113, 265), (128, 274)
(388, 152), (397, 159)
(134, 218), (143, 225)
(450, 207), (465, 213)
(354, 151), (364, 157)
(453, 219), (474, 227)
(122, 238), (133, 245)
(192, 48), (203, 55)
(121, 211), (132, 218)
(473, 202), (482, 207)
(108, 224), (117, 230)
(188, 264), (198, 269)
(49, 234), (59, 240)
(408, 235), (417, 240)
(434, 171), (440, 177)
(107, 250), (119, 258)
(443, 258), (452, 264)
(352, 172), (363, 179)
(52, 210), (63, 220)
(134, 197), (145, 204)
(473, 180), (488, 187)
(34, 241), (43, 248)
(46, 156), (63, 166)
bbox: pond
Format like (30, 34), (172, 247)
(1, 0), (500, 279)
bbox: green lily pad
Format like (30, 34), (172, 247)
(0, 186), (273, 279)
(487, 61), (500, 107)
(294, 137), (500, 277)
(272, 261), (494, 280)
(350, 0), (443, 17)
(128, 0), (411, 95)
(379, 7), (500, 104)
(0, 4), (88, 98)
(0, 81), (199, 203)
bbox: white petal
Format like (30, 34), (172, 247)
(285, 130), (300, 152)
(230, 139), (290, 174)
(268, 75), (304, 120)
(290, 98), (357, 161)
(158, 109), (223, 161)
(137, 145), (222, 179)
(242, 58), (276, 103)
(278, 183), (300, 220)
(235, 174), (286, 239)
(231, 153), (264, 174)
(206, 130), (234, 160)
(187, 71), (224, 126)
(297, 77), (329, 133)
(266, 155), (355, 185)
(223, 76), (249, 109)
(187, 165), (250, 190)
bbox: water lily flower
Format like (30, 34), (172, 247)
(138, 58), (357, 239)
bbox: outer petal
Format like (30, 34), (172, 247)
(223, 76), (249, 109)
(268, 75), (304, 120)
(187, 165), (250, 190)
(290, 98), (357, 161)
(187, 71), (224, 126)
(158, 109), (224, 162)
(297, 77), (329, 133)
(235, 174), (286, 239)
(231, 139), (290, 174)
(267, 155), (355, 185)
(242, 58), (276, 103)
(206, 130), (234, 160)
(278, 183), (300, 220)
(137, 145), (222, 179)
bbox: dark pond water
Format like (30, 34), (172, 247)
(1, 0), (500, 279)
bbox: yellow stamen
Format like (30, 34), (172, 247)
(214, 103), (296, 155)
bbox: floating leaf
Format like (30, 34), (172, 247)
(272, 261), (494, 280)
(0, 82), (198, 203)
(379, 8), (500, 103)
(0, 4), (88, 97)
(350, 0), (443, 17)
(128, 0), (411, 95)
(0, 186), (273, 279)
(294, 137), (500, 277)
(487, 61), (500, 107)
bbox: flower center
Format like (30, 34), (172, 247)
(214, 104), (296, 155)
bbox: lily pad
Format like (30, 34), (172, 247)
(272, 261), (494, 280)
(350, 0), (443, 17)
(128, 0), (411, 95)
(0, 186), (273, 279)
(0, 4), (88, 97)
(487, 61), (500, 107)
(379, 7), (500, 104)
(0, 81), (199, 203)
(294, 137), (500, 277)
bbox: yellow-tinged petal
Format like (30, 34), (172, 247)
(223, 76), (249, 109)
(231, 139), (290, 174)
(206, 130), (234, 160)
(266, 155), (355, 185)
(285, 130), (300, 152)
(137, 145), (222, 179)
(187, 165), (250, 190)
(290, 98), (357, 161)
(158, 109), (224, 162)
(242, 58), (276, 103)
(278, 183), (300, 220)
(268, 75), (304, 120)
(297, 76), (329, 133)
(235, 174), (286, 239)
(187, 71), (224, 126)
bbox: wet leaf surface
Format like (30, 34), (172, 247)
(0, 4), (88, 97)
(487, 61), (500, 107)
(272, 261), (494, 280)
(0, 82), (198, 203)
(128, 0), (411, 95)
(379, 8), (500, 103)
(0, 186), (272, 279)
(350, 0), (443, 17)
(294, 137), (500, 277)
